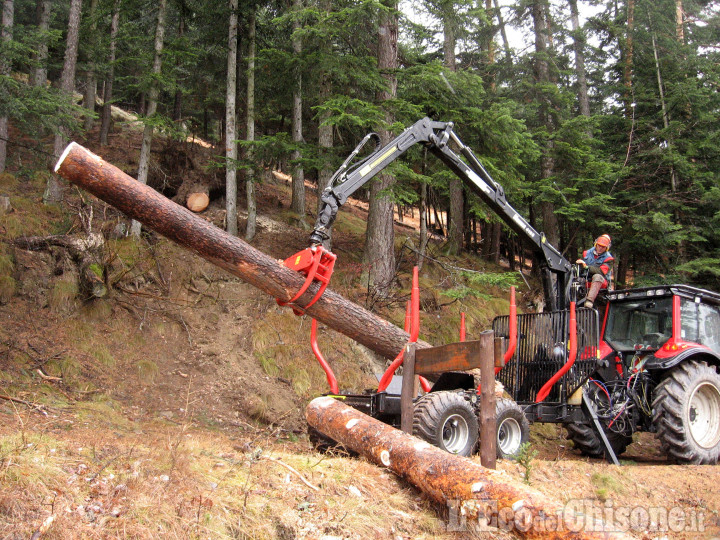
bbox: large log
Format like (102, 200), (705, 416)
(54, 142), (430, 361)
(306, 397), (632, 540)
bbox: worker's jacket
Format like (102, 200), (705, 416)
(581, 248), (614, 289)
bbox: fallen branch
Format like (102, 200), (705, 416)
(30, 514), (55, 540)
(260, 456), (319, 492)
(0, 394), (48, 415)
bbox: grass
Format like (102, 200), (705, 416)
(591, 471), (626, 501)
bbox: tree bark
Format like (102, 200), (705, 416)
(83, 0), (98, 132)
(493, 0), (511, 59)
(622, 0), (635, 115)
(13, 233), (107, 298)
(364, 0), (398, 297)
(245, 11), (257, 241)
(100, 0), (120, 146)
(225, 0), (239, 236)
(0, 0), (14, 174)
(443, 2), (463, 255)
(32, 0), (51, 88)
(290, 0), (305, 216)
(130, 0), (167, 237)
(568, 0), (590, 118)
(531, 0), (560, 248)
(45, 0), (82, 204)
(55, 142), (431, 360)
(316, 0), (334, 249)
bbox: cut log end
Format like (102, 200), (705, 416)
(54, 142), (81, 173)
(187, 192), (209, 212)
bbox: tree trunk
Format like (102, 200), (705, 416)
(418, 178), (428, 270)
(245, 11), (257, 241)
(32, 0), (51, 88)
(56, 143), (432, 360)
(130, 0), (167, 237)
(443, 4), (463, 255)
(83, 0), (98, 132)
(45, 0), (82, 204)
(100, 0), (120, 146)
(0, 0), (14, 173)
(364, 0), (398, 297)
(492, 0), (511, 59)
(173, 16), (185, 122)
(317, 0), (334, 248)
(532, 0), (560, 248)
(568, 0), (590, 118)
(225, 0), (239, 236)
(623, 0), (635, 115)
(290, 0), (305, 216)
(675, 0), (684, 42)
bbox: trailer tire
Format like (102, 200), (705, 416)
(495, 398), (530, 459)
(413, 391), (478, 456)
(652, 360), (720, 464)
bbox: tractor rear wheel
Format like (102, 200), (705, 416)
(413, 391), (478, 456)
(495, 398), (530, 459)
(565, 420), (632, 458)
(652, 360), (720, 464)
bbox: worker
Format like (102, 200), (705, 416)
(576, 234), (614, 308)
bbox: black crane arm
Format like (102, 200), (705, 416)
(310, 117), (572, 309)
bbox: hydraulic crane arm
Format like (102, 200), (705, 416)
(310, 117), (572, 310)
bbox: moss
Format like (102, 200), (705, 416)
(0, 172), (17, 189)
(0, 252), (14, 275)
(0, 275), (16, 303)
(137, 359), (159, 384)
(48, 276), (79, 312)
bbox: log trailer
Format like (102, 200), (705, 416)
(296, 118), (720, 465)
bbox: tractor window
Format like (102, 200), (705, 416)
(605, 297), (673, 351)
(698, 304), (720, 354)
(681, 299), (699, 342)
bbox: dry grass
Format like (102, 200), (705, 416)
(0, 404), (447, 540)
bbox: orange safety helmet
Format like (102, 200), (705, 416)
(595, 234), (611, 248)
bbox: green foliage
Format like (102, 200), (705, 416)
(463, 271), (519, 289)
(514, 442), (538, 484)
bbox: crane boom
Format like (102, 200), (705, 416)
(310, 117), (572, 310)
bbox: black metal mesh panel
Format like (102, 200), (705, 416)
(493, 308), (599, 404)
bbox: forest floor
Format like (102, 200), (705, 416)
(0, 122), (719, 539)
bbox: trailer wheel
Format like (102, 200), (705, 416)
(652, 360), (720, 464)
(495, 398), (530, 459)
(413, 391), (478, 456)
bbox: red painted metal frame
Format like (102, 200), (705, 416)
(310, 318), (339, 394)
(377, 267), (431, 393)
(535, 302), (578, 403)
(277, 246), (336, 315)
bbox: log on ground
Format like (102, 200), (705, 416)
(306, 396), (632, 540)
(54, 142), (429, 361)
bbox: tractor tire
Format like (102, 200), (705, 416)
(495, 398), (530, 459)
(652, 360), (720, 464)
(564, 421), (632, 458)
(413, 391), (479, 456)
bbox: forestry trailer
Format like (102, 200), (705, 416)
(294, 118), (720, 465)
